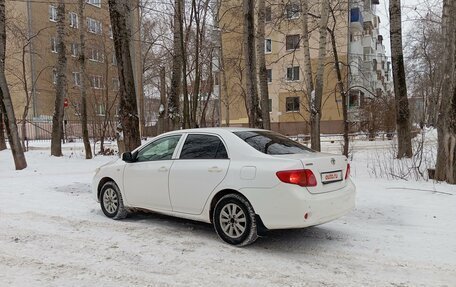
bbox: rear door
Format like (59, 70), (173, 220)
(169, 133), (230, 214)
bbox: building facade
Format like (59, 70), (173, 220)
(5, 0), (142, 124)
(218, 0), (391, 135)
(348, 0), (393, 123)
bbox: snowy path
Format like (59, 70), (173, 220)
(0, 148), (455, 287)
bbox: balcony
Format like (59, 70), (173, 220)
(350, 8), (363, 32)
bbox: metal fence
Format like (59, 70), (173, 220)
(13, 119), (157, 142)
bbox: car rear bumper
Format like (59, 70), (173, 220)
(240, 180), (356, 230)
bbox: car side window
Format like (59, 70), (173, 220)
(136, 135), (181, 162)
(179, 134), (228, 160)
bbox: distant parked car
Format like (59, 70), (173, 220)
(92, 128), (355, 246)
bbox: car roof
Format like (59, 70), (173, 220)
(164, 127), (266, 134)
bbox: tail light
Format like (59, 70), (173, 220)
(345, 163), (351, 179)
(276, 169), (317, 187)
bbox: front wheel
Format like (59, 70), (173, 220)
(100, 181), (128, 220)
(213, 194), (258, 246)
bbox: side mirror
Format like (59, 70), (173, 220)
(121, 152), (135, 163)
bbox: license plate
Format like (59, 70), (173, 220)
(321, 171), (342, 183)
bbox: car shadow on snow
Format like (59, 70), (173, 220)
(122, 211), (350, 251)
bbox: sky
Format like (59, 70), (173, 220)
(377, 0), (432, 57)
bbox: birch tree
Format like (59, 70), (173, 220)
(389, 0), (413, 158)
(50, 0), (66, 157)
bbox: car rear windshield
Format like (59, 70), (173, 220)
(233, 131), (314, 155)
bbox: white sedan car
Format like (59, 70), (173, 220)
(92, 128), (355, 246)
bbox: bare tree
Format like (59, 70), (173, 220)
(78, 0), (92, 159)
(327, 4), (349, 156)
(390, 0), (413, 158)
(256, 0), (270, 130)
(310, 0), (330, 151)
(50, 0), (67, 157)
(108, 0), (141, 151)
(157, 66), (167, 134)
(168, 0), (183, 131)
(0, 110), (5, 151)
(243, 0), (261, 128)
(435, 0), (456, 183)
(0, 0), (27, 169)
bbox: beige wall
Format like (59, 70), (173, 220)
(220, 0), (350, 134)
(5, 0), (142, 122)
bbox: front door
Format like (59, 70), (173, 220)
(123, 135), (182, 211)
(169, 134), (230, 214)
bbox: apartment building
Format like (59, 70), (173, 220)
(218, 0), (391, 135)
(5, 0), (142, 123)
(348, 0), (393, 122)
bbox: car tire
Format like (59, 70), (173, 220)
(100, 181), (128, 220)
(213, 193), (258, 246)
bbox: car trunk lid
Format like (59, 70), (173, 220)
(272, 153), (349, 193)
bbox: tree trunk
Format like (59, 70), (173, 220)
(301, 0), (314, 143)
(79, 0), (92, 159)
(168, 0), (183, 131)
(256, 0), (270, 130)
(158, 66), (167, 134)
(311, 0), (330, 151)
(243, 0), (261, 128)
(50, 0), (66, 157)
(435, 0), (456, 183)
(0, 109), (6, 151)
(108, 0), (141, 151)
(0, 0), (27, 169)
(328, 25), (349, 157)
(389, 0), (413, 158)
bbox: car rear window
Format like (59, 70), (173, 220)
(233, 131), (314, 155)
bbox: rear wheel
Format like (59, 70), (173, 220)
(100, 181), (128, 220)
(213, 194), (258, 246)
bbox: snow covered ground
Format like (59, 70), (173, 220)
(0, 137), (455, 287)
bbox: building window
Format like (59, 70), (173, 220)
(348, 91), (360, 108)
(90, 75), (103, 89)
(109, 25), (113, 39)
(71, 43), (80, 57)
(214, 71), (220, 86)
(52, 69), (58, 85)
(286, 34), (300, 50)
(86, 0), (101, 8)
(266, 69), (272, 83)
(286, 97), (300, 112)
(286, 66), (300, 81)
(73, 72), (81, 87)
(51, 37), (57, 53)
(111, 54), (117, 66)
(112, 78), (119, 91)
(265, 6), (272, 22)
(89, 48), (104, 62)
(268, 98), (272, 112)
(265, 38), (272, 53)
(97, 104), (106, 116)
(87, 17), (102, 34)
(285, 3), (300, 19)
(69, 12), (78, 28)
(49, 5), (58, 22)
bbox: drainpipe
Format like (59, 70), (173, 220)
(26, 0), (37, 119)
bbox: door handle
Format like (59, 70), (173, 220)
(208, 166), (223, 173)
(158, 166), (168, 172)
